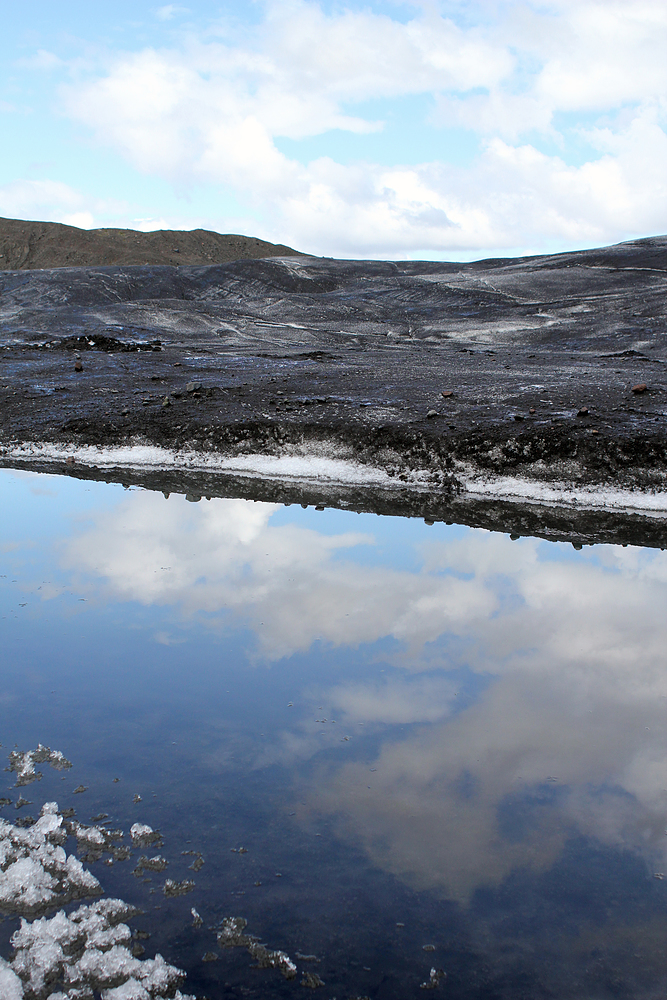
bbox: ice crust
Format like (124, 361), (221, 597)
(0, 804), (101, 916)
(8, 747), (72, 788)
(0, 787), (195, 999)
(10, 898), (194, 999)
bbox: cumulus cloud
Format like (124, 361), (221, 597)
(0, 180), (125, 229)
(44, 0), (667, 255)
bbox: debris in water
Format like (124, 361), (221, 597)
(133, 793), (143, 803)
(191, 907), (203, 928)
(422, 944), (436, 952)
(130, 823), (163, 848)
(202, 951), (219, 962)
(301, 970), (325, 988)
(134, 855), (169, 876)
(8, 746), (72, 787)
(420, 967), (446, 990)
(73, 785), (88, 794)
(296, 953), (321, 963)
(216, 916), (297, 980)
(163, 879), (195, 897)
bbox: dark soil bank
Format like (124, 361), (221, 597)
(2, 227), (667, 547)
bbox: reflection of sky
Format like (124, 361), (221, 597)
(3, 467), (667, 910)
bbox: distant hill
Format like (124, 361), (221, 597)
(0, 217), (305, 270)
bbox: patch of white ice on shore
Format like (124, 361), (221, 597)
(3, 441), (403, 488)
(461, 469), (667, 514)
(0, 803), (101, 916)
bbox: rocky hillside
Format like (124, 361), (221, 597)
(0, 217), (304, 269)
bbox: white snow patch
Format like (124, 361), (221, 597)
(10, 898), (194, 999)
(3, 441), (403, 487)
(0, 803), (101, 915)
(461, 469), (667, 514)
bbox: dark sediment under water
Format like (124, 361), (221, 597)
(2, 468), (667, 998)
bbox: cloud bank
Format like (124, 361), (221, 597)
(6, 0), (667, 255)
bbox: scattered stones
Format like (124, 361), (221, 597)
(301, 971), (325, 988)
(420, 967), (446, 990)
(632, 383), (648, 393)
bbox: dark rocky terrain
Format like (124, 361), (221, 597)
(0, 217), (302, 269)
(1, 226), (667, 547)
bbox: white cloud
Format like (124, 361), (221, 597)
(0, 180), (126, 229)
(155, 4), (190, 21)
(20, 0), (667, 254)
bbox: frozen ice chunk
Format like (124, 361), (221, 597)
(0, 957), (23, 1000)
(10, 898), (195, 999)
(129, 824), (162, 848)
(8, 746), (72, 787)
(0, 806), (101, 916)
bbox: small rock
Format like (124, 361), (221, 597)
(577, 406), (589, 416)
(426, 409), (438, 418)
(66, 456), (76, 465)
(202, 952), (219, 962)
(132, 794), (142, 804)
(186, 381), (202, 393)
(422, 944), (436, 952)
(162, 396), (171, 407)
(132, 943), (145, 958)
(529, 407), (536, 414)
(441, 390), (453, 398)
(301, 971), (325, 989)
(73, 785), (87, 794)
(632, 383), (648, 393)
(74, 360), (83, 372)
(191, 907), (204, 927)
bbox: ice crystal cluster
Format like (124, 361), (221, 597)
(0, 754), (195, 1000)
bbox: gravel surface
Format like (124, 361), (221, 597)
(2, 233), (667, 547)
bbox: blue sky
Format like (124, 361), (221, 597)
(2, 1), (667, 259)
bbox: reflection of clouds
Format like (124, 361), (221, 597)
(60, 491), (494, 659)
(310, 536), (667, 900)
(59, 490), (667, 901)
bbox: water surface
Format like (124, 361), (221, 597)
(2, 468), (667, 998)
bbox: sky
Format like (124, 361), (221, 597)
(2, 1), (667, 260)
